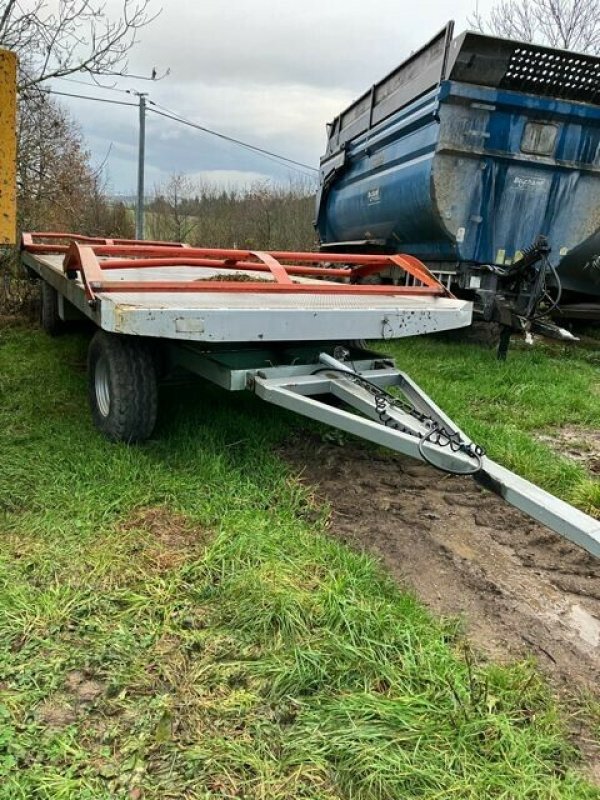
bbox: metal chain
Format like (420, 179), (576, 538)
(316, 366), (485, 474)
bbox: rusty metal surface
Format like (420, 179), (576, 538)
(0, 49), (16, 246)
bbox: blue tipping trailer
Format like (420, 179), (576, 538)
(316, 23), (600, 332)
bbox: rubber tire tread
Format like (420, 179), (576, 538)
(40, 281), (64, 336)
(88, 331), (158, 443)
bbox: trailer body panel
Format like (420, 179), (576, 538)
(317, 28), (600, 297)
(20, 236), (600, 559)
(0, 49), (17, 245)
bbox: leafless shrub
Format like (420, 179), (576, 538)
(147, 176), (317, 252)
(0, 0), (151, 313)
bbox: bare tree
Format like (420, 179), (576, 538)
(0, 1), (154, 312)
(0, 0), (159, 90)
(17, 91), (134, 234)
(1, 89), (133, 312)
(147, 175), (318, 251)
(147, 174), (198, 243)
(470, 0), (600, 54)
(17, 93), (91, 231)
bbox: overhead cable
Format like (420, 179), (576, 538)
(149, 104), (318, 175)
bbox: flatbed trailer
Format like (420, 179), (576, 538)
(21, 233), (600, 559)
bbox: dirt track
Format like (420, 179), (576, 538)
(282, 433), (600, 689)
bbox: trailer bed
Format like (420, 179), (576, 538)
(19, 234), (600, 559)
(22, 250), (471, 343)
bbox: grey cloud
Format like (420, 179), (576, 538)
(59, 0), (493, 192)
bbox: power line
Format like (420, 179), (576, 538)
(149, 104), (319, 175)
(42, 88), (137, 108)
(53, 76), (132, 95)
(41, 87), (318, 176)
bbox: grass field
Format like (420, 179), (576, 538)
(0, 320), (599, 799)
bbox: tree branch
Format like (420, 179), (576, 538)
(0, 0), (161, 89)
(469, 0), (599, 54)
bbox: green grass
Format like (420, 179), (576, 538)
(381, 336), (600, 517)
(0, 323), (599, 799)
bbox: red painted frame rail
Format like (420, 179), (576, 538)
(22, 232), (451, 304)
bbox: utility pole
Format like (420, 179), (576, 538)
(135, 92), (147, 240)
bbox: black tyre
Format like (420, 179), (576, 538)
(87, 331), (158, 442)
(40, 281), (64, 336)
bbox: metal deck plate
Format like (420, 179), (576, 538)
(27, 254), (472, 343)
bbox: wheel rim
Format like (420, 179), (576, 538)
(95, 356), (111, 417)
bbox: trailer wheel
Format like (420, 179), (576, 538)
(40, 281), (64, 336)
(87, 331), (158, 442)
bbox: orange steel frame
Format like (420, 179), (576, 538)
(22, 232), (451, 305)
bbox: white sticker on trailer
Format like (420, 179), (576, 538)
(513, 176), (548, 191)
(175, 317), (205, 333)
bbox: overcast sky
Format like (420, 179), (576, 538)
(51, 0), (495, 195)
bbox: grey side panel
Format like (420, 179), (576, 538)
(21, 252), (100, 326)
(446, 31), (600, 104)
(323, 22), (454, 158)
(22, 251), (473, 343)
(101, 298), (472, 342)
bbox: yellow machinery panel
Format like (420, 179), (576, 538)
(0, 49), (16, 245)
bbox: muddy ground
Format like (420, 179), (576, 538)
(537, 426), (600, 475)
(281, 433), (600, 773)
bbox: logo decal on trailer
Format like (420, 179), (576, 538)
(513, 176), (547, 191)
(367, 188), (381, 204)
